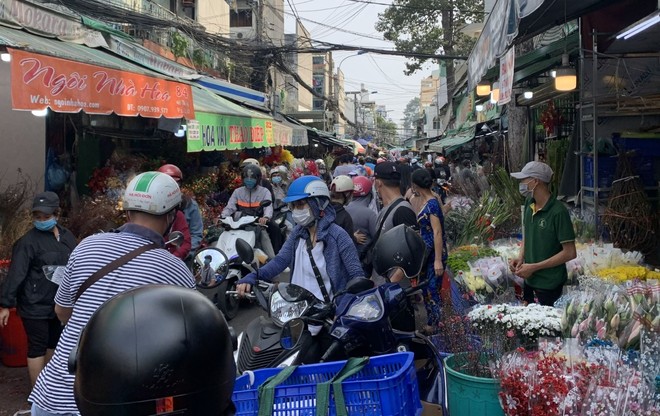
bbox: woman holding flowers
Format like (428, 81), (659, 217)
(410, 169), (467, 332)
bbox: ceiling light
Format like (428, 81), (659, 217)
(475, 104), (484, 112)
(616, 12), (660, 40)
(31, 108), (48, 117)
(476, 81), (491, 96)
(523, 91), (534, 99)
(0, 53), (10, 62)
(555, 53), (577, 91)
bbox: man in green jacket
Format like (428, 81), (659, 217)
(509, 162), (577, 306)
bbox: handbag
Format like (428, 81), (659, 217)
(74, 243), (159, 302)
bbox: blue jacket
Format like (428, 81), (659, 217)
(238, 204), (364, 295)
(181, 196), (203, 252)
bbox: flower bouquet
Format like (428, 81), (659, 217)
(468, 304), (562, 352)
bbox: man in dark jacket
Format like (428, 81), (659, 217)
(0, 192), (77, 386)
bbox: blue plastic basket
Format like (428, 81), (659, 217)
(232, 352), (422, 416)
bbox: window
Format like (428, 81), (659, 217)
(230, 9), (252, 27)
(312, 75), (324, 95)
(312, 56), (324, 65)
(313, 99), (324, 110)
(433, 116), (441, 130)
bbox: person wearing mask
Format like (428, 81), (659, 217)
(196, 255), (216, 286)
(433, 155), (451, 182)
(329, 176), (356, 244)
(157, 164), (203, 256)
(270, 167), (288, 209)
(29, 172), (196, 415)
(221, 164), (275, 258)
(236, 176), (363, 363)
(346, 176), (377, 259)
(0, 192), (77, 387)
(509, 162), (577, 306)
(316, 159), (332, 186)
(241, 158), (274, 196)
(369, 162), (418, 284)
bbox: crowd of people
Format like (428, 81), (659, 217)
(0, 147), (575, 414)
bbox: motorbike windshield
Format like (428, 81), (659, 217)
(277, 283), (316, 302)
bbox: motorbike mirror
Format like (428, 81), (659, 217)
(235, 238), (254, 264)
(165, 231), (184, 247)
(260, 200), (272, 208)
(280, 318), (306, 350)
(192, 248), (228, 288)
(345, 277), (375, 294)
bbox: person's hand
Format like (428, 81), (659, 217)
(0, 308), (9, 328)
(434, 259), (444, 277)
(509, 257), (523, 272)
(258, 217), (269, 225)
(354, 231), (367, 245)
(236, 283), (252, 298)
(515, 263), (537, 279)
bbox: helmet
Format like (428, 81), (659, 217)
(352, 176), (372, 197)
(373, 224), (428, 279)
(283, 176), (330, 208)
(157, 164), (182, 182)
(424, 161), (433, 168)
(377, 157), (386, 164)
(270, 167), (280, 176)
(241, 158), (260, 167)
(278, 165), (289, 175)
(315, 159), (325, 167)
(330, 175), (354, 193)
(123, 172), (181, 215)
(241, 164), (262, 182)
(71, 285), (235, 415)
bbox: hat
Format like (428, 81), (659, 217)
(374, 162), (401, 181)
(510, 161), (553, 183)
(32, 191), (60, 214)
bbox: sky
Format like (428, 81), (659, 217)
(282, 0), (437, 127)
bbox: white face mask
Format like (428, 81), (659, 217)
(519, 180), (536, 198)
(292, 207), (315, 227)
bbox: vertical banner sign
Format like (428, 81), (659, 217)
(498, 48), (515, 105)
(10, 49), (194, 119)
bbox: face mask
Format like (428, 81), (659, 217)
(292, 208), (315, 227)
(319, 168), (326, 174)
(34, 218), (57, 231)
(272, 176), (282, 185)
(519, 181), (535, 198)
(204, 259), (211, 266)
(243, 178), (257, 189)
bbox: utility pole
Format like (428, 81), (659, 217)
(345, 91), (361, 138)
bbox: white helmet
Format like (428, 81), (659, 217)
(270, 167), (280, 176)
(241, 158), (260, 167)
(123, 172), (181, 215)
(315, 159), (325, 167)
(330, 175), (354, 193)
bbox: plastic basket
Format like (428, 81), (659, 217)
(232, 352), (422, 416)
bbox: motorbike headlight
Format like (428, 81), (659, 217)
(270, 291), (310, 326)
(345, 292), (383, 322)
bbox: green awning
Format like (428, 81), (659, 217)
(427, 124), (477, 152)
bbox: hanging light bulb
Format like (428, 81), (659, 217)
(523, 91), (534, 99)
(31, 108), (48, 117)
(1, 53), (11, 62)
(555, 53), (576, 91)
(476, 80), (491, 96)
(475, 104), (484, 112)
(490, 82), (500, 104)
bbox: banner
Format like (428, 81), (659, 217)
(498, 47), (515, 105)
(0, 0), (107, 47)
(186, 112), (276, 152)
(273, 122), (292, 146)
(10, 49), (194, 119)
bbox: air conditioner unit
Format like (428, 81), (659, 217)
(236, 32), (244, 39)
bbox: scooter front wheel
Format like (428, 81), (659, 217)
(218, 279), (240, 320)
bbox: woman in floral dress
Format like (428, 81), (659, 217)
(411, 169), (465, 332)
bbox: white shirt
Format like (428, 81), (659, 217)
(291, 238), (332, 302)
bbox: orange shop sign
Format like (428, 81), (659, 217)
(9, 48), (194, 119)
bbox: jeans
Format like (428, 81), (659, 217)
(31, 403), (78, 416)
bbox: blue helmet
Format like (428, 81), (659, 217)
(283, 176), (330, 209)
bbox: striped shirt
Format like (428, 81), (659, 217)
(29, 224), (195, 414)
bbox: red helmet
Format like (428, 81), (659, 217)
(376, 158), (386, 164)
(158, 164), (182, 182)
(352, 176), (372, 197)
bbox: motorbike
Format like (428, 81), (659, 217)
(282, 277), (448, 413)
(192, 203), (270, 320)
(231, 238), (336, 373)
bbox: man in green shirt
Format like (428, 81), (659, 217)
(509, 161), (577, 306)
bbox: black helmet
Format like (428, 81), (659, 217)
(373, 224), (427, 279)
(71, 285), (236, 415)
(241, 164), (262, 182)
